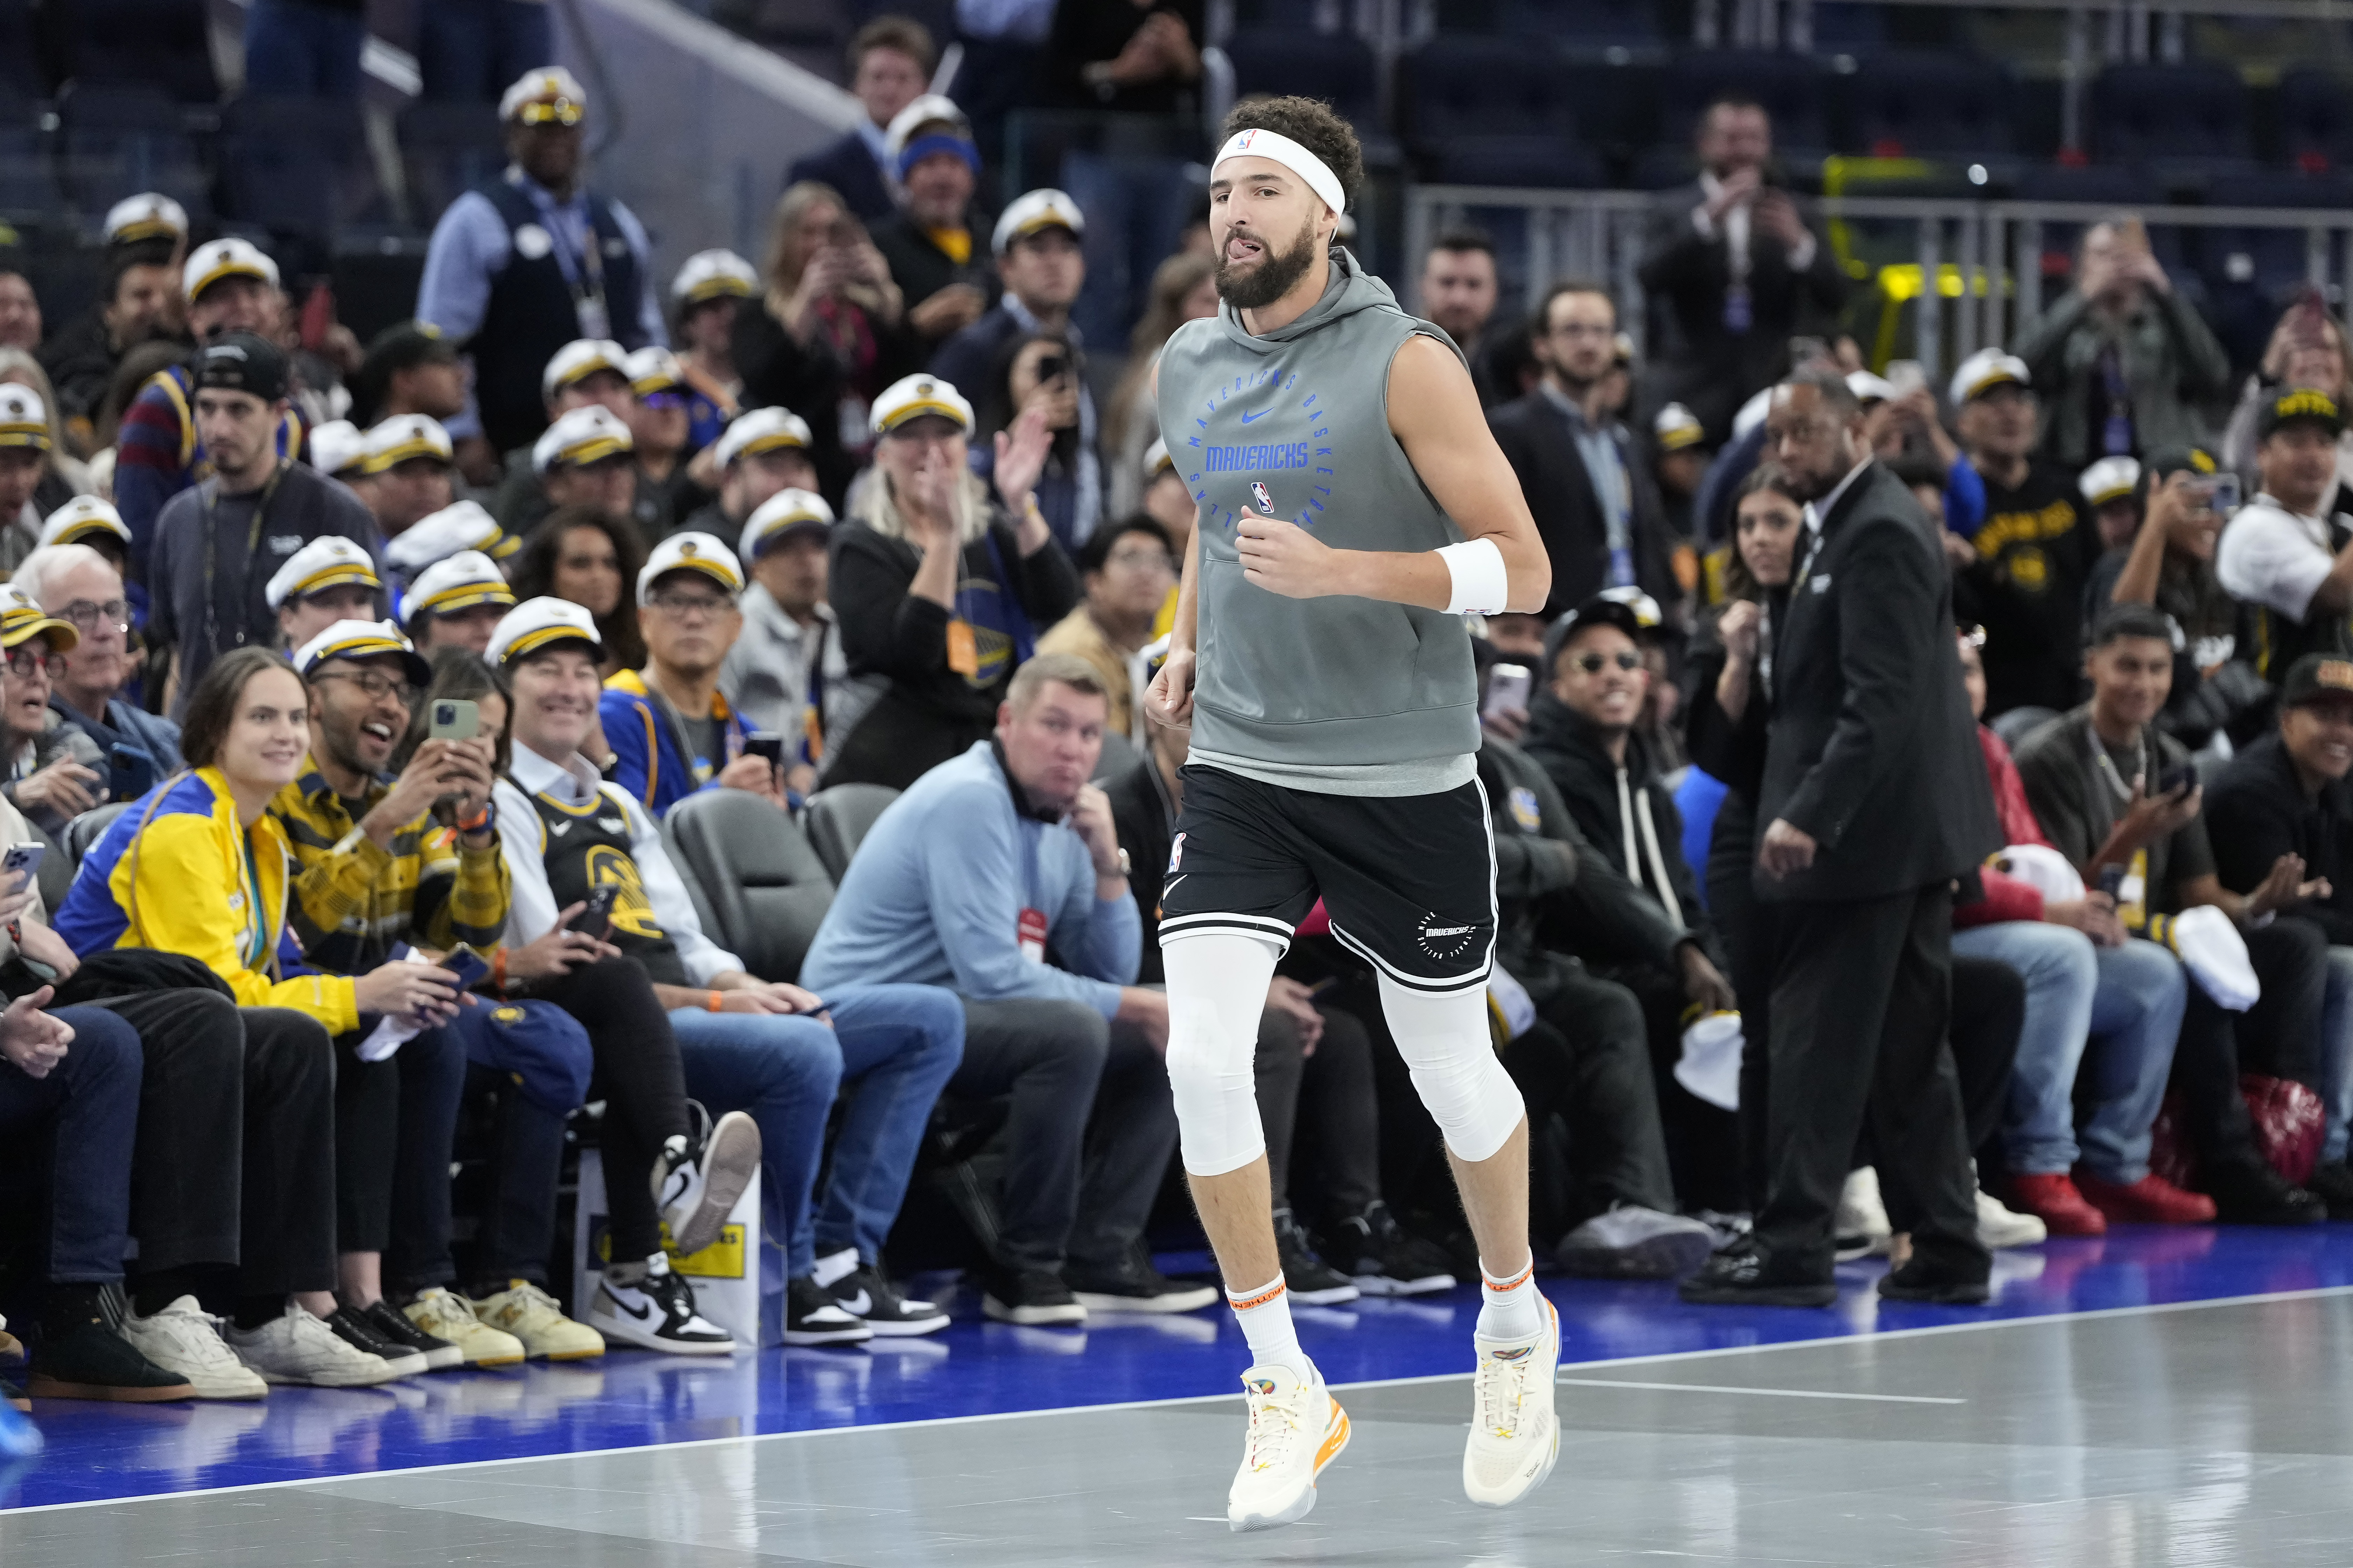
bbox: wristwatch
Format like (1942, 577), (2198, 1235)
(1104, 848), (1131, 879)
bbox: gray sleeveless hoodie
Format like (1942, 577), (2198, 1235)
(1156, 248), (1477, 796)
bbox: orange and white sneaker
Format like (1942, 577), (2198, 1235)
(1463, 1294), (1560, 1507)
(1226, 1360), (1350, 1531)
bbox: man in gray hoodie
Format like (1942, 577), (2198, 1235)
(1143, 96), (1557, 1530)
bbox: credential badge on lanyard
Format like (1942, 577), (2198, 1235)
(1017, 906), (1048, 965)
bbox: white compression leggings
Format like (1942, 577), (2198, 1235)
(1161, 931), (1526, 1177)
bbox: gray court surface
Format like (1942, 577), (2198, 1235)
(13, 1292), (2353, 1566)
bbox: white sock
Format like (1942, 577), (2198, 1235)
(1229, 1274), (1311, 1380)
(1476, 1256), (1541, 1342)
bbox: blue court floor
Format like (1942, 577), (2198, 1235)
(8, 1223), (2353, 1514)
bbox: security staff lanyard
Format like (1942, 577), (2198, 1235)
(199, 460), (288, 664)
(520, 176), (613, 342)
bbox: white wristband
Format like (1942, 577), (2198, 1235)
(1437, 538), (1509, 615)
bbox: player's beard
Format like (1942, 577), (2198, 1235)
(1216, 210), (1322, 310)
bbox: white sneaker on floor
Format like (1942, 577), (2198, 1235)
(225, 1303), (398, 1387)
(120, 1296), (267, 1401)
(1975, 1186), (2049, 1250)
(1227, 1360), (1349, 1532)
(1835, 1167), (1892, 1261)
(587, 1254), (735, 1355)
(405, 1287), (526, 1368)
(1463, 1295), (1560, 1509)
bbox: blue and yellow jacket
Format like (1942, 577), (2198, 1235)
(599, 668), (753, 821)
(53, 767), (360, 1034)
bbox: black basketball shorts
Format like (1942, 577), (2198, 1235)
(1157, 763), (1497, 995)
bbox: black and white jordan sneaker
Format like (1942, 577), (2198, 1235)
(784, 1277), (876, 1346)
(587, 1253), (735, 1355)
(813, 1249), (949, 1337)
(652, 1104), (761, 1257)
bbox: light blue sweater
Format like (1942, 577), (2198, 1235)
(799, 741), (1139, 1016)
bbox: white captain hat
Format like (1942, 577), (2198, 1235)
(637, 531), (744, 607)
(265, 536), (381, 612)
(487, 595), (604, 665)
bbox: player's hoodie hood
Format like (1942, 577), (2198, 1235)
(1212, 248), (1429, 357)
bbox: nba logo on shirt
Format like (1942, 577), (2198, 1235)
(1168, 832), (1186, 872)
(1251, 482), (1273, 515)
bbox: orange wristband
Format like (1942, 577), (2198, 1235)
(493, 947), (509, 997)
(707, 990), (723, 1012)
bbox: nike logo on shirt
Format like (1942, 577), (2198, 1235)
(1240, 408), (1269, 423)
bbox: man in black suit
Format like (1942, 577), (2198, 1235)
(1488, 281), (1684, 619)
(1636, 95), (1848, 446)
(785, 17), (935, 223)
(1680, 367), (2000, 1308)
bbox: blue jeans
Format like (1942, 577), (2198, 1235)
(0, 1007), (143, 1283)
(1955, 922), (2185, 1181)
(243, 0), (366, 98)
(417, 0), (555, 103)
(672, 984), (964, 1278)
(2321, 947), (2353, 1164)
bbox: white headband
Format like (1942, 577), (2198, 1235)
(1213, 128), (1345, 217)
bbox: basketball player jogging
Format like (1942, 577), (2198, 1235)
(1145, 96), (1557, 1531)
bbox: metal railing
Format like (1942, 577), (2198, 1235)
(1404, 184), (2353, 384)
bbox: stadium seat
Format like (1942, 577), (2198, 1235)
(0, 95), (55, 217)
(661, 789), (836, 985)
(802, 783), (899, 886)
(62, 802), (131, 871)
(1430, 134), (1607, 189)
(220, 96), (380, 250)
(1224, 28), (1381, 125)
(1405, 37), (1583, 150)
(61, 0), (219, 103)
(2088, 62), (2251, 165)
(0, 2), (43, 99)
(2276, 66), (2353, 172)
(1661, 50), (1831, 155)
(396, 100), (506, 227)
(1841, 50), (2014, 157)
(55, 80), (208, 218)
(1494, 0), (1664, 47)
(1093, 729), (1140, 783)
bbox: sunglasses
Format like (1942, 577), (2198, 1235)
(518, 100), (584, 127)
(640, 390), (685, 410)
(1572, 651), (1644, 675)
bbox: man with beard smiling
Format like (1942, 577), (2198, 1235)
(1142, 96), (1556, 1527)
(269, 619), (550, 1370)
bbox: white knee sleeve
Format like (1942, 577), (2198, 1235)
(1162, 932), (1281, 1176)
(1378, 974), (1525, 1164)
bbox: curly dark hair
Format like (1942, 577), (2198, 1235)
(1221, 95), (1365, 208)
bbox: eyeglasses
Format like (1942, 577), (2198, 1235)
(1106, 548), (1177, 574)
(313, 668), (418, 707)
(57, 598), (130, 633)
(640, 390), (685, 410)
(1572, 651), (1644, 674)
(645, 589), (732, 619)
(517, 99), (583, 127)
(3, 649), (65, 680)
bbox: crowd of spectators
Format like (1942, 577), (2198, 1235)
(6, 17), (2353, 1415)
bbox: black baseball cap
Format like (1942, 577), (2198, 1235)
(2259, 387), (2345, 441)
(1541, 594), (1646, 674)
(193, 332), (290, 403)
(2280, 653), (2353, 710)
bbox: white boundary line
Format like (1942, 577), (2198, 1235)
(1554, 1378), (1965, 1404)
(9, 1282), (2351, 1518)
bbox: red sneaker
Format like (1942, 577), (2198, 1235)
(2006, 1172), (2107, 1236)
(2075, 1170), (2218, 1226)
